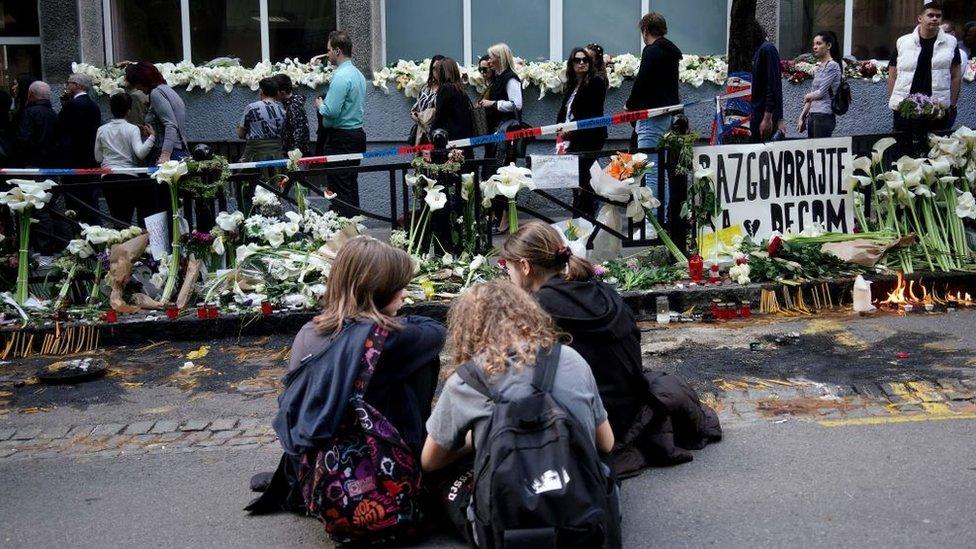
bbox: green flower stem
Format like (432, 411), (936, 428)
(907, 204), (934, 271)
(647, 215), (687, 264)
(54, 262), (78, 310)
(89, 260), (103, 304)
(15, 213), (30, 305)
(508, 200), (518, 235)
(295, 184), (308, 215)
(160, 182), (181, 305)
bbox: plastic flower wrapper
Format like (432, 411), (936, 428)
(552, 218), (594, 259)
(286, 148), (303, 172)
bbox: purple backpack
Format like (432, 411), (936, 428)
(299, 326), (423, 545)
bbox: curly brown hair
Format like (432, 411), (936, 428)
(447, 280), (557, 379)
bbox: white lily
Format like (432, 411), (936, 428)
(405, 173), (437, 188)
(67, 239), (94, 258)
(480, 178), (499, 208)
(914, 184), (935, 198)
(460, 173), (475, 201)
(956, 191), (976, 219)
(424, 185), (447, 211)
(252, 186), (281, 208)
(845, 174), (873, 190)
(286, 148), (303, 171)
(236, 243), (263, 262)
(871, 137), (897, 166)
(215, 210), (245, 232)
(693, 161), (715, 182)
(0, 179), (56, 212)
(211, 237), (225, 255)
(151, 160), (188, 184)
(851, 156), (873, 174)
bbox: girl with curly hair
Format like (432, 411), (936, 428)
(500, 221), (722, 477)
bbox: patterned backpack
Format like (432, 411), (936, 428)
(300, 326), (423, 545)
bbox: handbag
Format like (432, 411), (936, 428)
(827, 66), (851, 115)
(414, 107), (437, 145)
(470, 103), (489, 137)
(497, 109), (534, 160)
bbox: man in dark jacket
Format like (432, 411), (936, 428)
(626, 12), (681, 215)
(59, 73), (102, 223)
(750, 31), (786, 143)
(14, 81), (62, 253)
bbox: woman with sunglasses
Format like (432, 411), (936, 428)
(557, 47), (608, 217)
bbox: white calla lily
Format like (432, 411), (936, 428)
(851, 156), (873, 174)
(151, 160), (188, 184)
(424, 185), (448, 211)
(871, 137), (896, 166)
(956, 191), (976, 219)
(215, 210), (245, 232)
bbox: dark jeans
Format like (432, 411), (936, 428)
(568, 136), (606, 219)
(102, 174), (161, 227)
(322, 127), (366, 218)
(806, 113), (836, 138)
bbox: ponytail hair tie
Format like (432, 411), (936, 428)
(556, 246), (573, 262)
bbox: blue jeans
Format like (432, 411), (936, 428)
(636, 114), (672, 215)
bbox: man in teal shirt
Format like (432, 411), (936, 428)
(314, 30), (368, 217)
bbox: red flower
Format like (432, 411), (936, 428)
(768, 236), (783, 257)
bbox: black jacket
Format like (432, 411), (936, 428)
(15, 100), (60, 168)
(557, 75), (608, 150)
(59, 93), (101, 168)
(626, 38), (682, 111)
(536, 275), (645, 433)
(432, 84), (474, 143)
(486, 68), (520, 131)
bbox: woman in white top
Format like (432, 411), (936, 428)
(94, 92), (156, 226)
(479, 43), (525, 233)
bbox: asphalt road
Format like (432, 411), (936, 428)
(2, 417), (974, 548)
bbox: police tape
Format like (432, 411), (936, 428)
(0, 93), (749, 178)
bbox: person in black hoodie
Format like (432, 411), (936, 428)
(247, 236), (445, 524)
(500, 221), (721, 478)
(558, 47), (608, 218)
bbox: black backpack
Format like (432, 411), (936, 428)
(828, 75), (852, 115)
(456, 345), (622, 549)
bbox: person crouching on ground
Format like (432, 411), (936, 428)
(500, 221), (722, 477)
(421, 280), (617, 546)
(247, 236), (445, 520)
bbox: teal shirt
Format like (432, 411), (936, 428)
(319, 60), (367, 130)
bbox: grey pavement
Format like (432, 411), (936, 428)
(1, 419), (974, 548)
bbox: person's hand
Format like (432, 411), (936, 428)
(796, 115), (806, 133)
(760, 113), (773, 140)
(142, 124), (155, 138)
(478, 99), (495, 109)
(410, 111), (420, 122)
(314, 96), (324, 109)
(777, 119), (787, 134)
(158, 152), (171, 164)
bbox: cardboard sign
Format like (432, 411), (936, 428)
(693, 137), (855, 240)
(530, 155), (580, 190)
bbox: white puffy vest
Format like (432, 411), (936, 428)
(888, 28), (957, 110)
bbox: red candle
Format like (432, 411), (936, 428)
(740, 301), (752, 318)
(103, 309), (118, 323)
(166, 307), (180, 320)
(709, 263), (721, 284)
(207, 305), (220, 319)
(261, 301), (273, 316)
(688, 254), (704, 282)
(196, 303), (208, 319)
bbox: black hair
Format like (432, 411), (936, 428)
(922, 1), (944, 14)
(815, 30), (843, 67)
(273, 73), (293, 94)
(328, 30), (353, 57)
(478, 54), (490, 63)
(427, 54), (446, 87)
(565, 47), (595, 90)
(258, 77), (279, 98)
(109, 92), (132, 119)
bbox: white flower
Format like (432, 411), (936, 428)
(626, 186), (660, 221)
(236, 243), (263, 262)
(405, 173), (437, 188)
(215, 210), (245, 232)
(212, 237), (225, 255)
(287, 148), (303, 171)
(851, 156), (873, 174)
(871, 137), (897, 166)
(80, 223), (122, 246)
(309, 283), (327, 298)
(441, 253), (455, 266)
(283, 294), (306, 308)
(480, 178), (499, 208)
(0, 179), (56, 212)
(693, 161), (715, 182)
(956, 191), (976, 219)
(460, 173), (475, 201)
(151, 160), (188, 184)
(488, 163), (533, 200)
(469, 254), (486, 271)
(846, 174), (873, 190)
(424, 185), (447, 211)
(67, 239), (94, 258)
(729, 263), (751, 285)
(252, 186), (281, 208)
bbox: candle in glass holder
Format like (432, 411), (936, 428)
(166, 306), (180, 320)
(103, 309), (118, 323)
(261, 301), (273, 316)
(688, 254), (704, 283)
(196, 303), (208, 319)
(207, 304), (220, 319)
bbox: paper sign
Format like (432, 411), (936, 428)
(693, 137), (856, 241)
(530, 155), (580, 190)
(698, 225), (745, 258)
(144, 211), (170, 260)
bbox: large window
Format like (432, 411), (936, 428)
(563, 0), (642, 57)
(779, 0), (845, 59)
(385, 0), (463, 63)
(1, 1), (42, 82)
(108, 0), (336, 65)
(778, 0), (972, 61)
(472, 0), (550, 62)
(652, 0), (728, 55)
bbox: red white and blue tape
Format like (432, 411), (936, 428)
(0, 94), (745, 178)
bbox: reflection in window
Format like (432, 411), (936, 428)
(779, 0), (845, 60)
(563, 0), (641, 57)
(385, 0), (463, 62)
(472, 0), (550, 62)
(0, 0), (40, 37)
(1, 45), (42, 82)
(851, 0), (968, 61)
(111, 0), (182, 63)
(269, 0), (336, 62)
(189, 0), (261, 65)
(653, 0), (728, 55)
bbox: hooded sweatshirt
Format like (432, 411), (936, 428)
(536, 275), (646, 434)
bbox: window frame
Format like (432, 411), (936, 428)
(103, 0), (336, 65)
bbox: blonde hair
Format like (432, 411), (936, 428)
(447, 280), (557, 379)
(313, 236), (414, 335)
(501, 221), (596, 284)
(487, 43), (515, 73)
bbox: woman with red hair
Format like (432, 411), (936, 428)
(124, 62), (188, 165)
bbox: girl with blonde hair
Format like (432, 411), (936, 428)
(248, 236), (445, 524)
(500, 221), (722, 477)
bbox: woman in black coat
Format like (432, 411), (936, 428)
(431, 57), (474, 159)
(557, 47), (608, 218)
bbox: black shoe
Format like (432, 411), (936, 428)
(250, 471), (274, 492)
